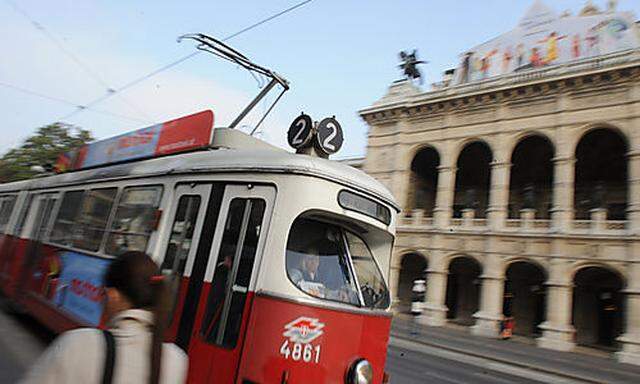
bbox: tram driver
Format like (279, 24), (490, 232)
(288, 238), (359, 305)
(289, 253), (324, 296)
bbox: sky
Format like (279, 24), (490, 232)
(1, 0), (639, 159)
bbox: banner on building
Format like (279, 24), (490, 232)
(454, 2), (640, 84)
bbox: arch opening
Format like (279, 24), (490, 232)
(503, 261), (546, 337)
(508, 135), (554, 219)
(397, 253), (428, 313)
(453, 141), (492, 218)
(572, 266), (624, 349)
(574, 128), (628, 220)
(408, 147), (440, 216)
(445, 256), (482, 325)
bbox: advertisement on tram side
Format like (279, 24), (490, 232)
(52, 251), (111, 326)
(55, 109), (214, 172)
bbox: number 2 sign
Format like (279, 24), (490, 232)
(315, 117), (343, 155)
(287, 113), (344, 156)
(287, 113), (313, 149)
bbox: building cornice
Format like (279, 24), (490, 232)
(360, 49), (640, 124)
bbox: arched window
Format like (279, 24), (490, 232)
(453, 141), (492, 218)
(408, 147), (439, 216)
(508, 135), (554, 219)
(574, 128), (628, 220)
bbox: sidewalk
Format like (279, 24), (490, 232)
(391, 315), (640, 384)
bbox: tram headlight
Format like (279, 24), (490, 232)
(346, 358), (373, 384)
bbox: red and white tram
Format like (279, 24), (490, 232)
(0, 109), (399, 383)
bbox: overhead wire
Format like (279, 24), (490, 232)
(0, 81), (150, 123)
(50, 0), (314, 123)
(4, 0), (155, 122)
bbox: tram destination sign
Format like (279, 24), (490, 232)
(338, 190), (391, 225)
(55, 110), (214, 172)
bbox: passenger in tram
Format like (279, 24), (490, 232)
(21, 251), (187, 384)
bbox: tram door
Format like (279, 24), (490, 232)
(188, 184), (275, 384)
(162, 183), (221, 350)
(16, 193), (58, 297)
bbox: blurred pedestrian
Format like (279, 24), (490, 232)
(21, 251), (187, 384)
(410, 279), (426, 335)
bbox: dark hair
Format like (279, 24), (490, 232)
(104, 251), (168, 384)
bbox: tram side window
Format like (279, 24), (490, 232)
(161, 195), (201, 322)
(161, 195), (201, 275)
(344, 232), (390, 309)
(105, 186), (163, 256)
(49, 191), (85, 246)
(33, 195), (58, 241)
(0, 196), (17, 234)
(74, 188), (118, 252)
(13, 194), (34, 237)
(200, 198), (265, 348)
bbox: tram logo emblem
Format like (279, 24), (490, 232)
(283, 317), (325, 344)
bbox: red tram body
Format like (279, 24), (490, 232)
(0, 111), (398, 383)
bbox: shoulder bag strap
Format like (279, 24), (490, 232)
(102, 329), (116, 384)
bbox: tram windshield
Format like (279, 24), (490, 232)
(286, 217), (390, 309)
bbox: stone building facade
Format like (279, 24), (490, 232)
(358, 6), (640, 365)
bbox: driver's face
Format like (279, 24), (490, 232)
(304, 254), (320, 274)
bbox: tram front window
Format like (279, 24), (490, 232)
(286, 218), (389, 308)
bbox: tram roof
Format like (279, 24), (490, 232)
(0, 129), (399, 211)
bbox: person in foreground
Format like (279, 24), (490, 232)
(21, 251), (188, 384)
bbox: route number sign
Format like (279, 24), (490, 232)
(315, 117), (343, 155)
(287, 114), (313, 149)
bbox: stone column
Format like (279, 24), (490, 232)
(471, 254), (504, 338)
(419, 252), (448, 326)
(537, 259), (575, 351)
(433, 141), (456, 228)
(551, 156), (576, 233)
(389, 251), (403, 310)
(617, 257), (640, 365)
(627, 86), (640, 234)
(628, 149), (640, 235)
(433, 165), (457, 228)
(487, 160), (511, 231)
(390, 169), (411, 211)
(386, 121), (412, 210)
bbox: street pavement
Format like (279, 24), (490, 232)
(387, 337), (583, 384)
(391, 315), (640, 384)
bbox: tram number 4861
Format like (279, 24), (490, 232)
(279, 340), (321, 363)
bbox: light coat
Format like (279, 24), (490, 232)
(20, 309), (188, 384)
